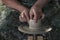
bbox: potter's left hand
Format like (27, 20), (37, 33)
(30, 6), (45, 22)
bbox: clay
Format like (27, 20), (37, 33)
(28, 19), (41, 29)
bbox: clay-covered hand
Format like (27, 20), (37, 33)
(19, 8), (30, 22)
(30, 6), (45, 22)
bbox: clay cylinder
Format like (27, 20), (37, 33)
(28, 19), (41, 29)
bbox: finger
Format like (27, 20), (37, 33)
(41, 13), (45, 20)
(30, 11), (34, 19)
(23, 14), (27, 22)
(22, 11), (27, 21)
(20, 12), (24, 18)
(20, 12), (27, 22)
(20, 16), (27, 22)
(22, 11), (27, 20)
(24, 10), (29, 21)
(33, 9), (38, 22)
(19, 16), (24, 22)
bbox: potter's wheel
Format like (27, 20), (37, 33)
(18, 19), (52, 34)
(18, 25), (52, 34)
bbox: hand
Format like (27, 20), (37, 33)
(30, 6), (45, 22)
(19, 8), (30, 22)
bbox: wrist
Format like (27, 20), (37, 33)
(18, 7), (27, 12)
(31, 6), (42, 11)
(31, 6), (43, 13)
(32, 1), (42, 9)
(17, 5), (29, 13)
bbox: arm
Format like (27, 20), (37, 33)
(33, 0), (49, 8)
(30, 0), (49, 22)
(2, 0), (28, 12)
(2, 0), (30, 22)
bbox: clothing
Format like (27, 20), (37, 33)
(0, 0), (60, 40)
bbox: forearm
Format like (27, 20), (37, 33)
(2, 0), (27, 12)
(33, 0), (49, 8)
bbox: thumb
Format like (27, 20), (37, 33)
(41, 13), (45, 20)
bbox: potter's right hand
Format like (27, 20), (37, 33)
(19, 8), (30, 22)
(29, 7), (45, 22)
